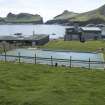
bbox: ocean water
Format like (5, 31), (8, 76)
(0, 24), (68, 39)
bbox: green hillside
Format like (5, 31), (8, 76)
(1, 13), (43, 24)
(70, 5), (105, 22)
(47, 4), (105, 24)
(54, 10), (78, 20)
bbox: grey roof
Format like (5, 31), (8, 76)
(66, 26), (74, 29)
(0, 36), (17, 40)
(0, 34), (49, 41)
(81, 27), (101, 32)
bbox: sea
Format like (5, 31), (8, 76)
(0, 24), (105, 39)
(0, 24), (69, 39)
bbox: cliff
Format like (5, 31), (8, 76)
(46, 4), (105, 25)
(0, 12), (43, 24)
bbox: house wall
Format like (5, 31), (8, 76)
(82, 31), (102, 40)
(35, 35), (49, 45)
(64, 30), (102, 41)
(64, 34), (80, 41)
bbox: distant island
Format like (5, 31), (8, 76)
(46, 4), (105, 25)
(0, 12), (43, 24)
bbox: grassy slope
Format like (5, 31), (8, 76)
(41, 40), (105, 58)
(5, 16), (42, 23)
(42, 40), (105, 52)
(53, 5), (105, 22)
(69, 5), (105, 22)
(54, 11), (78, 20)
(0, 62), (105, 105)
(70, 11), (105, 22)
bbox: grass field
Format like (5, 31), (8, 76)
(42, 40), (105, 52)
(0, 62), (105, 105)
(41, 40), (105, 58)
(0, 40), (105, 105)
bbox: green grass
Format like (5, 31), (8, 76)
(0, 62), (105, 105)
(0, 40), (105, 105)
(42, 40), (105, 51)
(5, 15), (42, 23)
(41, 40), (105, 58)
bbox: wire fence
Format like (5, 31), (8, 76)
(0, 52), (104, 69)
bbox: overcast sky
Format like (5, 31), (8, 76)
(0, 0), (105, 21)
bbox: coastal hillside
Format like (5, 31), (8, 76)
(70, 4), (105, 22)
(54, 10), (78, 20)
(46, 10), (78, 24)
(0, 12), (43, 24)
(46, 4), (105, 25)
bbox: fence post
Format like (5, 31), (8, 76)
(35, 54), (36, 64)
(4, 50), (6, 62)
(70, 56), (72, 68)
(51, 56), (53, 66)
(89, 58), (90, 70)
(18, 52), (21, 63)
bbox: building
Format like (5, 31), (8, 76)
(0, 34), (49, 46)
(64, 26), (102, 41)
(64, 26), (82, 41)
(81, 27), (102, 40)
